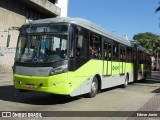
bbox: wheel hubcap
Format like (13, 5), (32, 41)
(125, 77), (128, 85)
(125, 80), (128, 85)
(91, 82), (97, 93)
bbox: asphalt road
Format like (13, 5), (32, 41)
(0, 71), (160, 120)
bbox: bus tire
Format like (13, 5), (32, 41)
(18, 89), (30, 92)
(144, 71), (147, 80)
(87, 77), (98, 98)
(122, 74), (129, 88)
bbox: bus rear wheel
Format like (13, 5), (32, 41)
(122, 74), (129, 88)
(144, 71), (147, 80)
(87, 77), (98, 98)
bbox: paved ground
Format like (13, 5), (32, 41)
(0, 71), (160, 120)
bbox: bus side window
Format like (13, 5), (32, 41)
(120, 46), (126, 62)
(76, 27), (89, 59)
(103, 41), (107, 60)
(126, 47), (129, 62)
(108, 43), (112, 60)
(90, 34), (101, 59)
(113, 42), (119, 61)
(76, 35), (83, 58)
(123, 47), (126, 62)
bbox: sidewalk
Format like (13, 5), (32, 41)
(126, 71), (160, 120)
(148, 71), (160, 82)
(0, 71), (13, 86)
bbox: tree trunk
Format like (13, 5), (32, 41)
(155, 53), (159, 70)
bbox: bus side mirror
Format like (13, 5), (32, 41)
(6, 34), (11, 47)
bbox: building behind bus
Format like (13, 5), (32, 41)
(0, 0), (68, 72)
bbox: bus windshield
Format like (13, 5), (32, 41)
(15, 34), (68, 63)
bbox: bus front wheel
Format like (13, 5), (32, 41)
(87, 77), (98, 98)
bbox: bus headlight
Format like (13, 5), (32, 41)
(50, 64), (68, 75)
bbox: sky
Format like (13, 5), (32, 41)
(68, 0), (160, 40)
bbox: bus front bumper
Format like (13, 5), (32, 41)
(13, 73), (69, 95)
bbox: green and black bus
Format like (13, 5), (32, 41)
(13, 17), (151, 97)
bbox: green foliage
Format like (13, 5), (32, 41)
(133, 32), (160, 57)
(155, 6), (160, 13)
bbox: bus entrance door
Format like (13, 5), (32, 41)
(103, 40), (112, 76)
(120, 46), (126, 75)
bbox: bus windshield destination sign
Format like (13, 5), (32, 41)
(21, 25), (68, 34)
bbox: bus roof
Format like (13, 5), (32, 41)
(27, 17), (131, 46)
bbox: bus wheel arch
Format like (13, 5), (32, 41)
(86, 74), (101, 98)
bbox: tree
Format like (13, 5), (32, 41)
(133, 32), (160, 70)
(156, 6), (160, 13)
(155, 1), (160, 13)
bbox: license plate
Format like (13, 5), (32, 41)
(26, 84), (35, 88)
